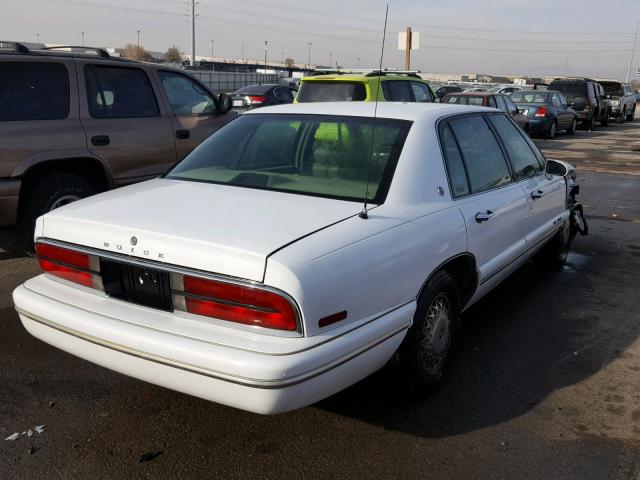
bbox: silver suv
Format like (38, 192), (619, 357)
(0, 42), (234, 250)
(599, 80), (637, 123)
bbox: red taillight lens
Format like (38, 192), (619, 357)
(178, 276), (298, 331)
(534, 106), (547, 117)
(36, 243), (95, 288)
(248, 95), (266, 104)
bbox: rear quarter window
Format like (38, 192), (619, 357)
(0, 62), (70, 121)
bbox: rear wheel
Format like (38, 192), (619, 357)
(15, 173), (98, 253)
(618, 108), (626, 124)
(600, 109), (610, 127)
(397, 270), (461, 395)
(626, 106), (635, 121)
(567, 118), (577, 135)
(547, 121), (557, 139)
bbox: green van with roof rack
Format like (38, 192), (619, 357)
(295, 69), (436, 104)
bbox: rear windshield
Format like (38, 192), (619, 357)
(444, 95), (485, 106)
(549, 81), (587, 97)
(234, 84), (276, 95)
(511, 92), (549, 104)
(166, 114), (411, 203)
(297, 81), (367, 102)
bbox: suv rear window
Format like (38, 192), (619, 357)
(548, 81), (587, 97)
(0, 62), (70, 121)
(297, 81), (366, 102)
(85, 65), (160, 118)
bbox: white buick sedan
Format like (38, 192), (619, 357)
(13, 102), (578, 414)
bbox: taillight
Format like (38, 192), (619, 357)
(36, 242), (101, 289)
(172, 274), (299, 332)
(584, 99), (591, 110)
(534, 106), (547, 117)
(247, 95), (266, 104)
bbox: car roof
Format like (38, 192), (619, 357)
(244, 101), (497, 121)
(301, 74), (428, 82)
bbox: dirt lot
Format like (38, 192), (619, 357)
(1, 122), (639, 479)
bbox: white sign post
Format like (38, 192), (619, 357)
(398, 28), (420, 70)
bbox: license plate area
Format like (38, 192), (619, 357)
(100, 259), (173, 312)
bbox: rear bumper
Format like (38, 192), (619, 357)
(527, 117), (553, 133)
(0, 178), (20, 227)
(13, 276), (413, 414)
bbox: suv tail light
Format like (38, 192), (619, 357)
(534, 106), (548, 118)
(171, 274), (299, 331)
(36, 242), (102, 289)
(247, 95), (266, 104)
(584, 99), (591, 110)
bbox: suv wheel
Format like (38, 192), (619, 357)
(626, 106), (635, 122)
(567, 118), (577, 135)
(547, 121), (557, 139)
(16, 173), (98, 253)
(618, 108), (626, 124)
(397, 270), (461, 395)
(600, 109), (610, 127)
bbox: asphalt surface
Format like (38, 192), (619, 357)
(1, 121), (639, 479)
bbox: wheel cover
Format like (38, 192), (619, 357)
(49, 194), (81, 211)
(420, 294), (452, 374)
(550, 122), (556, 137)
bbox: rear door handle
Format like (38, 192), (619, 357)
(176, 129), (190, 139)
(91, 135), (110, 146)
(531, 190), (544, 199)
(475, 210), (495, 223)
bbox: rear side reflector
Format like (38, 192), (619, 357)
(175, 275), (299, 331)
(36, 242), (100, 289)
(318, 310), (347, 328)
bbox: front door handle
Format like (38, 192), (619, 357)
(475, 210), (495, 223)
(531, 190), (544, 199)
(91, 135), (110, 146)
(176, 129), (190, 139)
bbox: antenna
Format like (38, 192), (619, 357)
(360, 4), (389, 220)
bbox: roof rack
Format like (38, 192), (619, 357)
(310, 68), (422, 78)
(42, 45), (111, 58)
(0, 41), (30, 54)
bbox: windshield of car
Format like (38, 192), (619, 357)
(166, 114), (412, 203)
(511, 92), (549, 104)
(297, 81), (367, 102)
(600, 82), (623, 98)
(234, 84), (276, 95)
(444, 95), (485, 106)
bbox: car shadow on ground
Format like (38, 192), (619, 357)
(314, 230), (640, 438)
(0, 228), (27, 261)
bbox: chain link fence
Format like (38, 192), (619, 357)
(190, 71), (281, 93)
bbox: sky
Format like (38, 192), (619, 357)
(3, 0), (640, 80)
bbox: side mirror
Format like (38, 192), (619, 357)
(218, 93), (233, 114)
(545, 159), (569, 177)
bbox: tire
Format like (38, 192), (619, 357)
(584, 116), (595, 132)
(600, 110), (609, 127)
(547, 121), (557, 139)
(537, 221), (572, 270)
(618, 108), (626, 124)
(15, 173), (98, 253)
(397, 270), (461, 395)
(626, 106), (635, 122)
(567, 118), (577, 135)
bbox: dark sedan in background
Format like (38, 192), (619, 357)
(434, 85), (463, 100)
(442, 92), (529, 130)
(231, 84), (295, 110)
(510, 90), (577, 139)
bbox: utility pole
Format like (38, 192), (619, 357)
(81, 31), (85, 49)
(626, 19), (639, 84)
(307, 41), (312, 69)
(191, 0), (196, 67)
(281, 51), (284, 68)
(210, 39), (214, 71)
(329, 52), (333, 68)
(264, 40), (268, 72)
(241, 42), (244, 62)
(137, 30), (140, 60)
(357, 57), (360, 69)
(36, 33), (40, 45)
(405, 26), (412, 71)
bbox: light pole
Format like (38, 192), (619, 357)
(307, 41), (312, 70)
(81, 31), (85, 49)
(36, 33), (40, 45)
(329, 52), (333, 68)
(264, 40), (268, 72)
(357, 57), (360, 69)
(626, 19), (640, 84)
(281, 51), (284, 68)
(137, 30), (140, 60)
(210, 39), (214, 71)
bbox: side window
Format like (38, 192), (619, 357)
(410, 82), (432, 102)
(85, 65), (159, 119)
(382, 81), (412, 102)
(552, 94), (561, 106)
(494, 95), (507, 112)
(0, 62), (70, 121)
(159, 71), (216, 115)
(489, 114), (542, 179)
(558, 93), (568, 107)
(488, 96), (497, 108)
(449, 115), (512, 194)
(440, 124), (470, 197)
(504, 95), (518, 114)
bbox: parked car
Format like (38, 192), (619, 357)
(510, 90), (577, 139)
(463, 87), (488, 93)
(434, 84), (463, 100)
(488, 85), (522, 95)
(0, 42), (234, 250)
(14, 102), (582, 415)
(442, 92), (529, 130)
(296, 70), (435, 103)
(547, 78), (611, 130)
(230, 84), (294, 110)
(598, 80), (636, 123)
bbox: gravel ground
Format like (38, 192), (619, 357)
(0, 122), (639, 479)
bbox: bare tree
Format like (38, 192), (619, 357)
(284, 58), (295, 68)
(164, 46), (182, 63)
(120, 43), (154, 62)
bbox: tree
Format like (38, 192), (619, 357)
(164, 46), (182, 63)
(284, 57), (295, 68)
(120, 43), (154, 62)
